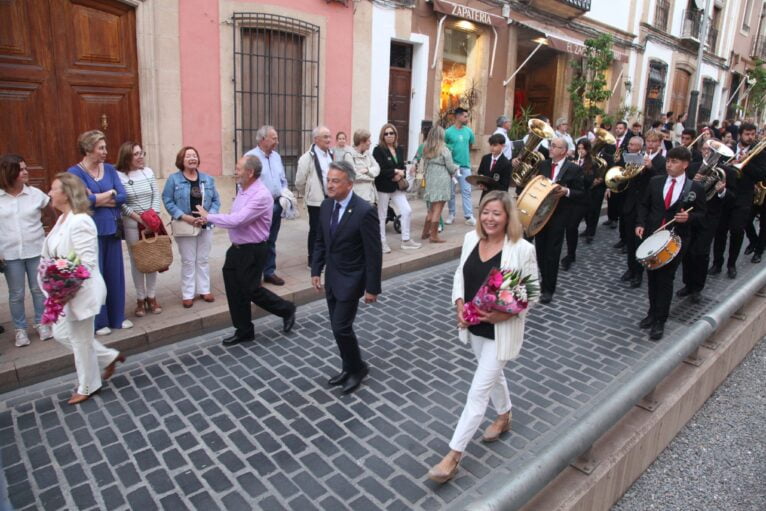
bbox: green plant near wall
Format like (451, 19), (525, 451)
(745, 60), (766, 120)
(567, 33), (615, 135)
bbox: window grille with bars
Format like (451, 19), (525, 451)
(644, 61), (668, 125)
(654, 0), (670, 32)
(232, 13), (320, 186)
(699, 79), (716, 124)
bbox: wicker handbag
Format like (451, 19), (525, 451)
(130, 231), (173, 273)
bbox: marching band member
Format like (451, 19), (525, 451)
(562, 140), (594, 269)
(712, 123), (766, 278)
(636, 147), (706, 340)
(604, 121), (630, 231)
(532, 138), (585, 304)
(744, 194), (766, 263)
(679, 129), (703, 163)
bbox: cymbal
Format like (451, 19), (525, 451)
(466, 175), (494, 187)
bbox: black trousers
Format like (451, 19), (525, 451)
(584, 184), (606, 237)
(713, 204), (749, 268)
(647, 252), (683, 323)
(326, 292), (364, 373)
(535, 219), (566, 294)
(623, 210), (643, 278)
(222, 243), (295, 338)
(307, 205), (321, 266)
(744, 201), (766, 254)
(565, 205), (586, 259)
(682, 223), (718, 292)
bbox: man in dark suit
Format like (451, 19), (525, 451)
(623, 131), (665, 288)
(532, 137), (585, 304)
(477, 134), (512, 200)
(679, 129), (703, 163)
(636, 147), (706, 340)
(605, 121), (631, 231)
(712, 122), (766, 278)
(311, 161), (383, 394)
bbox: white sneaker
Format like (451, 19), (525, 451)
(15, 329), (30, 347)
(465, 217), (477, 226)
(35, 324), (53, 341)
(401, 239), (422, 250)
(445, 214), (455, 225)
(96, 327), (112, 336)
(382, 242), (392, 254)
(121, 320), (134, 329)
(438, 224), (444, 233)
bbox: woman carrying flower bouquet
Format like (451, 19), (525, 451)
(42, 173), (125, 405)
(427, 191), (539, 483)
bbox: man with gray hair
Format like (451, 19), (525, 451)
(245, 126), (288, 286)
(554, 117), (575, 157)
(296, 125), (334, 267)
(493, 115), (513, 159)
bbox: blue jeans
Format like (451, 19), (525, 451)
(264, 200), (282, 277)
(4, 257), (45, 329)
(448, 166), (474, 219)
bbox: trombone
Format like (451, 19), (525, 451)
(733, 138), (766, 177)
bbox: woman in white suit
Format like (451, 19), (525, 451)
(428, 191), (539, 483)
(43, 173), (125, 405)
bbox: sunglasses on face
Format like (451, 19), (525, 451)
(384, 132), (396, 136)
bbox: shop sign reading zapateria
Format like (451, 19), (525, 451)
(431, 0), (505, 28)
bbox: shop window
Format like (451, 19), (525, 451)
(644, 60), (668, 125)
(440, 26), (478, 118)
(232, 13), (320, 185)
(698, 79), (716, 124)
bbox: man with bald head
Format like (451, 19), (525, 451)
(296, 125), (334, 267)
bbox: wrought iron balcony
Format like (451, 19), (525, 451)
(752, 35), (766, 60)
(706, 25), (718, 51)
(654, 0), (670, 32)
(522, 0), (591, 19)
(681, 9), (702, 41)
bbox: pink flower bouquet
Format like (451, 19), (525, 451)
(463, 268), (539, 325)
(38, 253), (91, 325)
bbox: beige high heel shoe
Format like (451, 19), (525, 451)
(427, 451), (462, 484)
(481, 411), (512, 443)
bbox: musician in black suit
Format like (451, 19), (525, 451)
(712, 123), (766, 278)
(311, 161), (383, 394)
(605, 121), (631, 230)
(636, 146), (706, 340)
(744, 197), (766, 263)
(622, 132), (665, 288)
(476, 134), (512, 200)
(562, 139), (595, 268)
(679, 129), (703, 163)
(532, 138), (585, 303)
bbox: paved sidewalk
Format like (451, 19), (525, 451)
(0, 196), (475, 391)
(1, 223), (763, 510)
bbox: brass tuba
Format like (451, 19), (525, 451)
(604, 157), (645, 193)
(511, 119), (555, 188)
(697, 139), (733, 200)
(754, 181), (766, 206)
(591, 127), (616, 179)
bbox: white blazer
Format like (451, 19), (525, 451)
(41, 213), (106, 321)
(452, 230), (539, 361)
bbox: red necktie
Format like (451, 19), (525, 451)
(664, 178), (676, 210)
(490, 158), (497, 172)
(550, 162), (557, 180)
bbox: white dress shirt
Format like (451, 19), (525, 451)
(550, 158), (571, 197)
(245, 146), (287, 199)
(315, 146), (333, 193)
(662, 174), (686, 207)
(0, 185), (50, 260)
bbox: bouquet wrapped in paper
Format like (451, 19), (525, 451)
(38, 253), (91, 325)
(463, 268), (538, 326)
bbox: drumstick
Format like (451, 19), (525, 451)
(652, 207), (694, 234)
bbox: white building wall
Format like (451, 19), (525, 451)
(584, 0), (630, 32)
(369, 6), (395, 136)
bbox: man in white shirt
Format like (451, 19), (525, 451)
(245, 125), (288, 286)
(554, 117), (575, 157)
(296, 126), (334, 267)
(492, 115), (513, 160)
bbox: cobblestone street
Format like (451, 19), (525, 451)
(1, 227), (762, 511)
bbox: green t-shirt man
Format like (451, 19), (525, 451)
(445, 123), (475, 168)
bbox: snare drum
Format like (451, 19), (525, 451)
(635, 230), (682, 270)
(516, 175), (562, 237)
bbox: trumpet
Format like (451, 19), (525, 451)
(698, 139), (734, 200)
(511, 119), (555, 188)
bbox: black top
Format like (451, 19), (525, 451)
(187, 175), (202, 217)
(373, 145), (406, 193)
(463, 244), (502, 339)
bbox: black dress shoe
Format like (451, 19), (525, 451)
(629, 277), (642, 288)
(222, 333), (255, 346)
(649, 322), (665, 341)
(620, 270), (634, 282)
(560, 257), (572, 271)
(283, 306), (296, 333)
(727, 266), (737, 279)
(690, 292), (702, 304)
(676, 286), (692, 298)
(639, 315), (654, 329)
(621, 245), (627, 254)
(752, 253), (762, 264)
(328, 371), (350, 386)
(539, 292), (553, 304)
(342, 365), (369, 394)
(602, 219), (614, 227)
(709, 264), (722, 275)
(744, 244), (755, 255)
(613, 240), (625, 249)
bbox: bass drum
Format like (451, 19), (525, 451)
(635, 230), (682, 270)
(516, 175), (562, 237)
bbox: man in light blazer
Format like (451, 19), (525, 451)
(311, 160), (382, 394)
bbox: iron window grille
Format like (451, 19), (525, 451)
(644, 61), (668, 125)
(654, 0), (670, 32)
(232, 13), (320, 186)
(698, 79), (716, 124)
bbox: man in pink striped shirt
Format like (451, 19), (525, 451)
(197, 156), (296, 345)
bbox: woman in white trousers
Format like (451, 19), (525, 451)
(43, 173), (125, 405)
(428, 191), (539, 483)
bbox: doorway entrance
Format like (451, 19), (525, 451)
(670, 69), (691, 121)
(0, 0), (140, 190)
(388, 42), (413, 156)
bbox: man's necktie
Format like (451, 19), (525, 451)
(550, 162), (557, 181)
(490, 158), (497, 172)
(330, 202), (342, 236)
(664, 178), (676, 210)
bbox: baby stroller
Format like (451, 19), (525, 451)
(385, 205), (402, 234)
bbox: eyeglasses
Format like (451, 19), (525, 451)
(384, 132), (396, 136)
(133, 151), (146, 157)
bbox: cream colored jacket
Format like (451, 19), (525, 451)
(343, 147), (380, 205)
(295, 147), (329, 207)
(452, 230), (539, 361)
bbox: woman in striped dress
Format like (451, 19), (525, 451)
(116, 142), (163, 317)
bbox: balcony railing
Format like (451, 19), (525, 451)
(681, 9), (703, 40)
(706, 25), (719, 51)
(752, 35), (766, 60)
(654, 0), (670, 32)
(560, 0), (591, 9)
(526, 0), (591, 17)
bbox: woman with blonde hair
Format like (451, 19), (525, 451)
(43, 173), (125, 404)
(343, 129), (380, 205)
(428, 191), (538, 483)
(420, 125), (458, 243)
